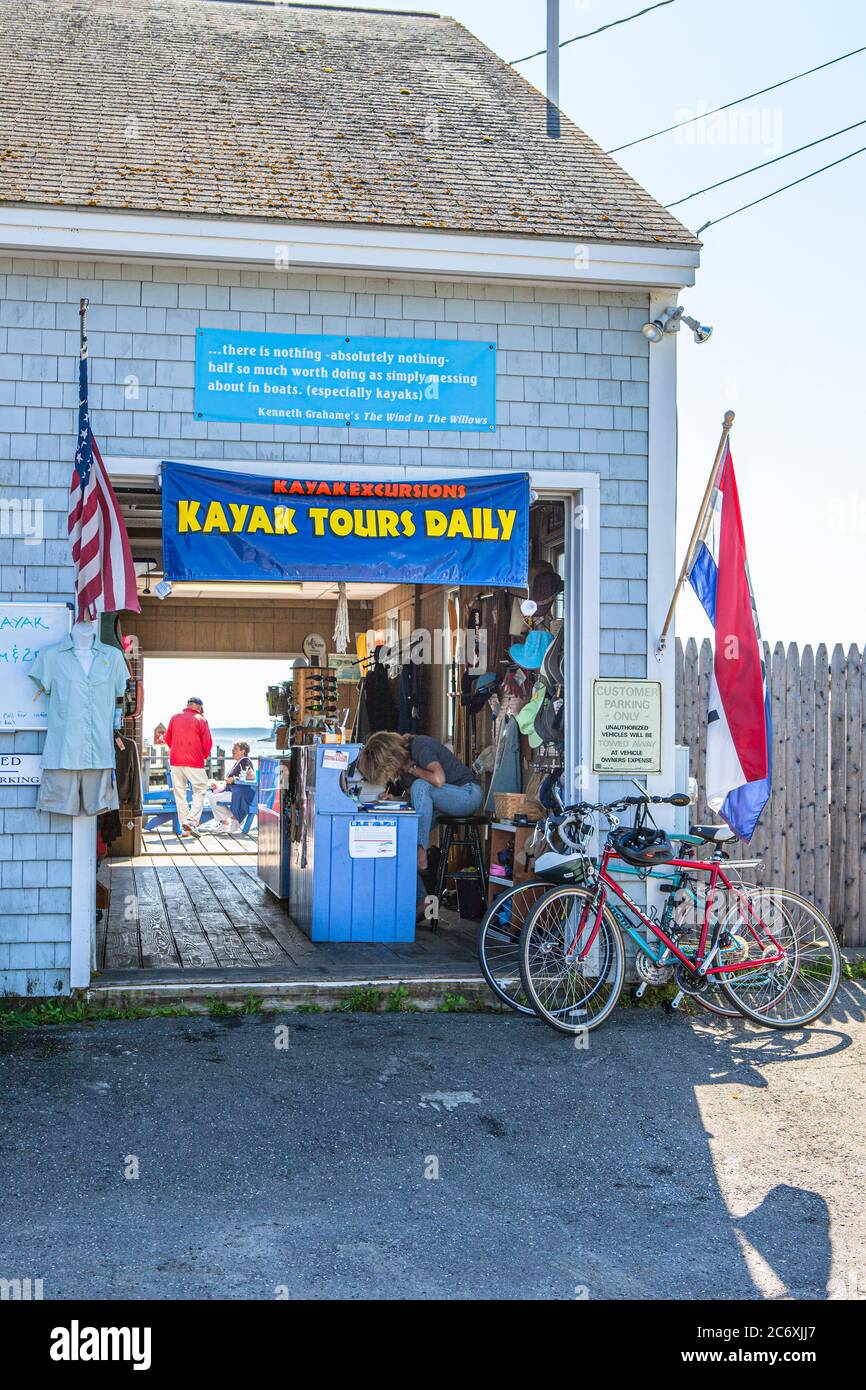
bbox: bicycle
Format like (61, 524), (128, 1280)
(518, 791), (841, 1035)
(479, 776), (752, 1019)
(477, 827), (741, 1017)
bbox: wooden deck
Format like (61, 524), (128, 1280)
(97, 825), (481, 985)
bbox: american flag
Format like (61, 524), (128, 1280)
(68, 309), (140, 621)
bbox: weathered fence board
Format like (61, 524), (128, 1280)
(675, 637), (864, 945)
(799, 644), (816, 908)
(813, 644), (830, 918)
(829, 645), (847, 931)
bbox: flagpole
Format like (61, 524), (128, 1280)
(655, 409), (735, 659)
(79, 296), (88, 360)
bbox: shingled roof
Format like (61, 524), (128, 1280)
(0, 0), (697, 247)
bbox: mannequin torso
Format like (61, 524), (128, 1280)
(71, 620), (96, 676)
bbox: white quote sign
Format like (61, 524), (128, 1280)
(0, 754), (43, 786)
(592, 679), (663, 774)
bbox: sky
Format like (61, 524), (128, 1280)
(149, 0), (865, 723)
(143, 658), (297, 735)
(315, 0), (865, 649)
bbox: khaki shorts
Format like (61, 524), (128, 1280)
(37, 768), (119, 816)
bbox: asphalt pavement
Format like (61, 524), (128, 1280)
(2, 978), (864, 1300)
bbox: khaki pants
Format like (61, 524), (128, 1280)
(206, 787), (233, 825)
(170, 765), (209, 829)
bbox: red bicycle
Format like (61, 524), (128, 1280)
(518, 792), (842, 1035)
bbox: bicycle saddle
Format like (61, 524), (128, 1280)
(689, 823), (737, 843)
(534, 849), (588, 884)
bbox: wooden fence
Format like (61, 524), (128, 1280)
(675, 637), (865, 946)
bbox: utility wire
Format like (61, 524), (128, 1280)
(607, 45), (866, 153)
(665, 117), (866, 207)
(696, 143), (866, 234)
(511, 0), (676, 65)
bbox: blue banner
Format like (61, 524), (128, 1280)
(161, 463), (529, 588)
(194, 328), (496, 432)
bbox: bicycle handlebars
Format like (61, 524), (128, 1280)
(558, 791), (692, 819)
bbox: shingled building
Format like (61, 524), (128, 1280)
(0, 0), (699, 999)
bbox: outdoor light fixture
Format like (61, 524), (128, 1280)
(641, 306), (683, 342)
(681, 313), (713, 344)
(641, 305), (713, 345)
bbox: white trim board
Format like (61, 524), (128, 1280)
(106, 456), (601, 492)
(0, 206), (699, 290)
(70, 814), (96, 990)
(646, 287), (679, 799)
(644, 291), (680, 910)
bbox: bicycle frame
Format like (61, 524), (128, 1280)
(569, 847), (785, 978)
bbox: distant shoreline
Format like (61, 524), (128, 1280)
(211, 728), (270, 737)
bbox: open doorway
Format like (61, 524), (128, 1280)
(97, 490), (572, 986)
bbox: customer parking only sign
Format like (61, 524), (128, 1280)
(194, 329), (496, 432)
(592, 679), (663, 775)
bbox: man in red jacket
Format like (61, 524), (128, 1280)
(165, 697), (213, 837)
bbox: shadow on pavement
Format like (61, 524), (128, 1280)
(0, 986), (862, 1299)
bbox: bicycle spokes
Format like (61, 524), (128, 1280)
(718, 889), (841, 1028)
(520, 888), (625, 1034)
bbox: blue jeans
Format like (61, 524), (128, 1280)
(410, 779), (484, 900)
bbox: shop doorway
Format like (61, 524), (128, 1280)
(88, 467), (596, 992)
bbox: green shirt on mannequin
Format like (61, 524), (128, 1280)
(29, 637), (128, 770)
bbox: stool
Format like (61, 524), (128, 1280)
(432, 814), (489, 923)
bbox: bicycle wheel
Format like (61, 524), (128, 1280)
(666, 877), (743, 1019)
(718, 888), (841, 1028)
(519, 886), (625, 1035)
(478, 881), (550, 1015)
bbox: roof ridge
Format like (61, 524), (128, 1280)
(200, 1), (443, 16)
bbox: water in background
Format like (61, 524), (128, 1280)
(209, 728), (275, 761)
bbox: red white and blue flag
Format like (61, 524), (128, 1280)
(68, 344), (140, 622)
(687, 443), (771, 841)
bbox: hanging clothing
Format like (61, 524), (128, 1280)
(98, 809), (122, 847)
(114, 734), (143, 814)
(363, 647), (397, 733)
(397, 662), (419, 735)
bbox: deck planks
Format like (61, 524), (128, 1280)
(103, 831), (480, 981)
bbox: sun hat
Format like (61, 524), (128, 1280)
(509, 628), (554, 670)
(528, 561), (564, 616)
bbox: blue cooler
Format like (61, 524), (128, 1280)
(288, 743), (418, 942)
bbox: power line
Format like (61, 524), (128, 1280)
(511, 0), (676, 66)
(607, 45), (866, 154)
(665, 117), (866, 207)
(696, 143), (866, 234)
